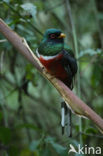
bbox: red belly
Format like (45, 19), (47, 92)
(39, 54), (68, 81)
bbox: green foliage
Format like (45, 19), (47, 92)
(29, 136), (67, 156)
(79, 48), (102, 58)
(21, 3), (37, 19)
(0, 0), (103, 155)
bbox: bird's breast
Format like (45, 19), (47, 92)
(39, 53), (68, 80)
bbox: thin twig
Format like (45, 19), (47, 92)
(64, 0), (83, 144)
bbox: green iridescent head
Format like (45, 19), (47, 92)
(38, 28), (66, 56)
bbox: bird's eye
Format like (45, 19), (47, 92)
(50, 34), (56, 38)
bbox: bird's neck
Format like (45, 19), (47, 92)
(36, 48), (62, 60)
(38, 40), (64, 56)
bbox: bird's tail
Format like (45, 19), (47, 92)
(61, 101), (72, 137)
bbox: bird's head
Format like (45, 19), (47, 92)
(38, 29), (66, 56)
(43, 28), (66, 44)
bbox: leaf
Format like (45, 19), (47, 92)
(6, 90), (19, 110)
(79, 48), (102, 58)
(85, 127), (97, 134)
(45, 136), (66, 155)
(45, 136), (55, 143)
(3, 0), (10, 3)
(29, 140), (41, 151)
(51, 142), (66, 155)
(21, 3), (37, 19)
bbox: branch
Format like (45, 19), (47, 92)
(0, 18), (103, 133)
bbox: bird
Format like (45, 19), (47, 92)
(36, 28), (77, 136)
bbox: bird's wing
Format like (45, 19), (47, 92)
(61, 48), (77, 89)
(62, 48), (77, 77)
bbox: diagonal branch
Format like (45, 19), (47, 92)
(0, 18), (103, 133)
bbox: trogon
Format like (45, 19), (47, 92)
(36, 28), (77, 136)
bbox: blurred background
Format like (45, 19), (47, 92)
(0, 0), (103, 155)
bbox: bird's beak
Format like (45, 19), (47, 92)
(58, 33), (66, 38)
